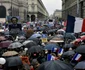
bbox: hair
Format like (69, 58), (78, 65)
(11, 17), (18, 22)
(26, 29), (34, 38)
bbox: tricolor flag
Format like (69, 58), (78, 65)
(66, 15), (85, 33)
(72, 53), (82, 61)
(52, 48), (58, 52)
(62, 21), (67, 27)
(58, 48), (64, 55)
(47, 54), (56, 61)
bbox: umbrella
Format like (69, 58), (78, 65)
(8, 42), (23, 49)
(80, 35), (85, 40)
(0, 36), (6, 41)
(0, 40), (12, 48)
(40, 27), (46, 31)
(28, 45), (43, 53)
(23, 40), (37, 49)
(42, 24), (49, 30)
(57, 29), (65, 32)
(62, 50), (75, 58)
(30, 33), (41, 38)
(53, 35), (64, 39)
(53, 29), (58, 32)
(0, 32), (5, 36)
(38, 60), (74, 70)
(80, 32), (85, 36)
(23, 40), (34, 45)
(47, 36), (54, 41)
(28, 37), (41, 45)
(64, 33), (76, 40)
(18, 36), (26, 40)
(70, 38), (82, 46)
(5, 35), (14, 41)
(57, 29), (65, 35)
(4, 29), (9, 35)
(75, 45), (85, 54)
(75, 38), (82, 42)
(6, 56), (22, 67)
(50, 39), (64, 43)
(47, 30), (55, 34)
(2, 51), (18, 57)
(74, 61), (85, 69)
(50, 35), (64, 43)
(44, 44), (59, 50)
(47, 29), (57, 33)
(63, 44), (74, 48)
(18, 36), (26, 43)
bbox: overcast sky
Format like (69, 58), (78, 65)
(42, 0), (62, 15)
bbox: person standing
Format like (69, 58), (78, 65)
(8, 17), (22, 39)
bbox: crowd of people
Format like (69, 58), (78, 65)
(0, 17), (85, 70)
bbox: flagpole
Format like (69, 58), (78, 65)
(77, 0), (79, 17)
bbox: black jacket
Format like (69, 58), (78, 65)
(9, 23), (22, 31)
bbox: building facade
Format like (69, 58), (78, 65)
(53, 9), (62, 19)
(18, 0), (28, 22)
(0, 0), (28, 22)
(0, 0), (48, 22)
(62, 0), (85, 20)
(27, 0), (49, 22)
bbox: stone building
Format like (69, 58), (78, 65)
(27, 0), (49, 22)
(18, 0), (28, 22)
(0, 0), (48, 22)
(0, 0), (28, 22)
(53, 9), (62, 19)
(62, 0), (85, 20)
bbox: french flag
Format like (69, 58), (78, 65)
(72, 53), (82, 61)
(58, 48), (64, 55)
(52, 48), (58, 52)
(62, 21), (67, 27)
(66, 15), (85, 33)
(47, 54), (55, 61)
